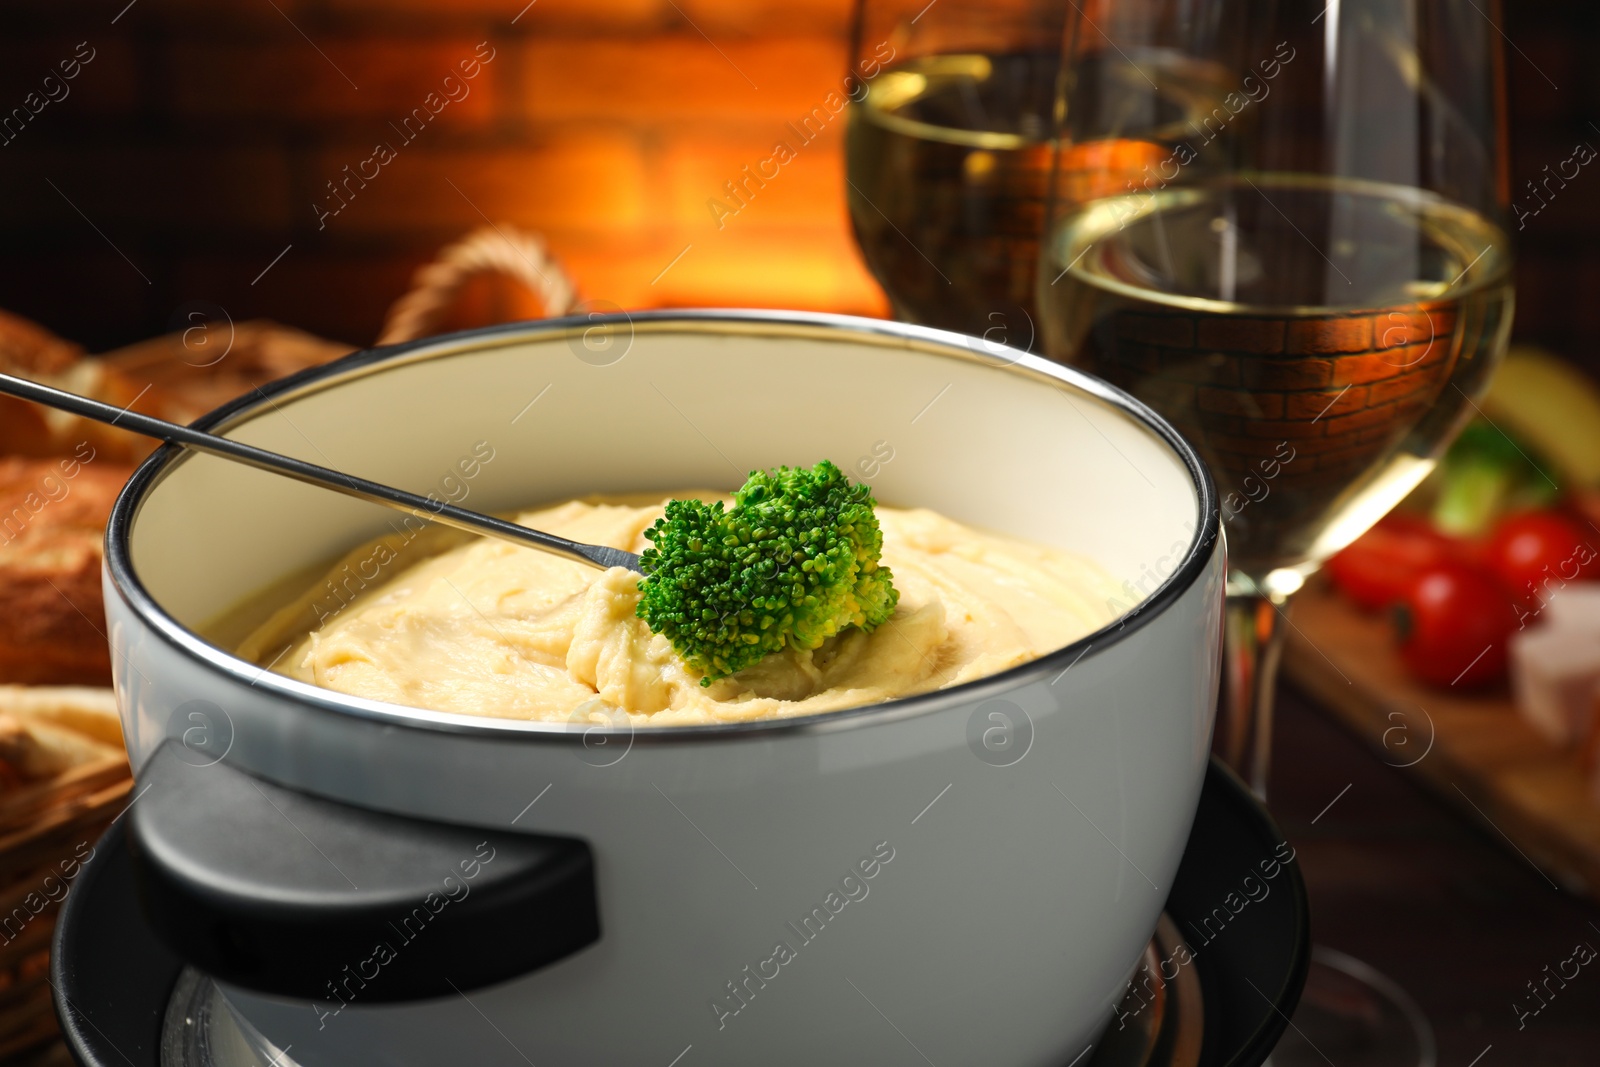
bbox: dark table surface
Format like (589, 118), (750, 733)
(1266, 684), (1599, 1067)
(8, 686), (1599, 1067)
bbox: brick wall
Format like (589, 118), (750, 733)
(0, 0), (1588, 362)
(1503, 3), (1600, 374)
(0, 0), (884, 352)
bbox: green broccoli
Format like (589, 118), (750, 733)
(636, 460), (900, 685)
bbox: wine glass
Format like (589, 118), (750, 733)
(843, 0), (1068, 342)
(1038, 1), (1511, 1064)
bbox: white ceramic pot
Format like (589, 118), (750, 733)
(104, 311), (1223, 1067)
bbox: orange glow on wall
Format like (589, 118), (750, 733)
(0, 0), (888, 351)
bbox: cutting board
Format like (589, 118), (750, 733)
(1282, 581), (1600, 897)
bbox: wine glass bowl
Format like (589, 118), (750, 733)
(844, 0), (1067, 338)
(1040, 173), (1512, 597)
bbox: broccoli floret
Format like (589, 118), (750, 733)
(636, 460), (899, 684)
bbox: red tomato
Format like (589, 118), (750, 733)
(1393, 563), (1516, 687)
(1484, 510), (1600, 606)
(1327, 514), (1460, 611)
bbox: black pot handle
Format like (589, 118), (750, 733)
(126, 741), (599, 1002)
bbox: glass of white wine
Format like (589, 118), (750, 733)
(844, 0), (1246, 342)
(843, 0), (1070, 339)
(1038, 2), (1512, 1063)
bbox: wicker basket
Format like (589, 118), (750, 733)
(0, 752), (130, 1059)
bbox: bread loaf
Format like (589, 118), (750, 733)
(0, 456), (133, 685)
(0, 309), (351, 687)
(0, 313), (352, 462)
(100, 319), (352, 427)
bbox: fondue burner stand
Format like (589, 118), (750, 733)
(53, 760), (1308, 1067)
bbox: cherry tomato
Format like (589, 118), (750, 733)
(1484, 510), (1600, 606)
(1392, 563), (1516, 688)
(1327, 514), (1461, 612)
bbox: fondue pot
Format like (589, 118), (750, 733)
(86, 312), (1226, 1066)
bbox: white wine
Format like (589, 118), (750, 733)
(847, 50), (1234, 339)
(1039, 174), (1513, 594)
(845, 51), (1057, 335)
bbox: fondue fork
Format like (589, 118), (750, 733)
(0, 371), (643, 573)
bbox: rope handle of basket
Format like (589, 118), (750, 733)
(377, 225), (581, 346)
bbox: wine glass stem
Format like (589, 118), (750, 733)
(1220, 593), (1293, 800)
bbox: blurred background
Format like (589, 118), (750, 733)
(0, 0), (1581, 357)
(0, 0), (889, 352)
(3, 4), (1600, 1064)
